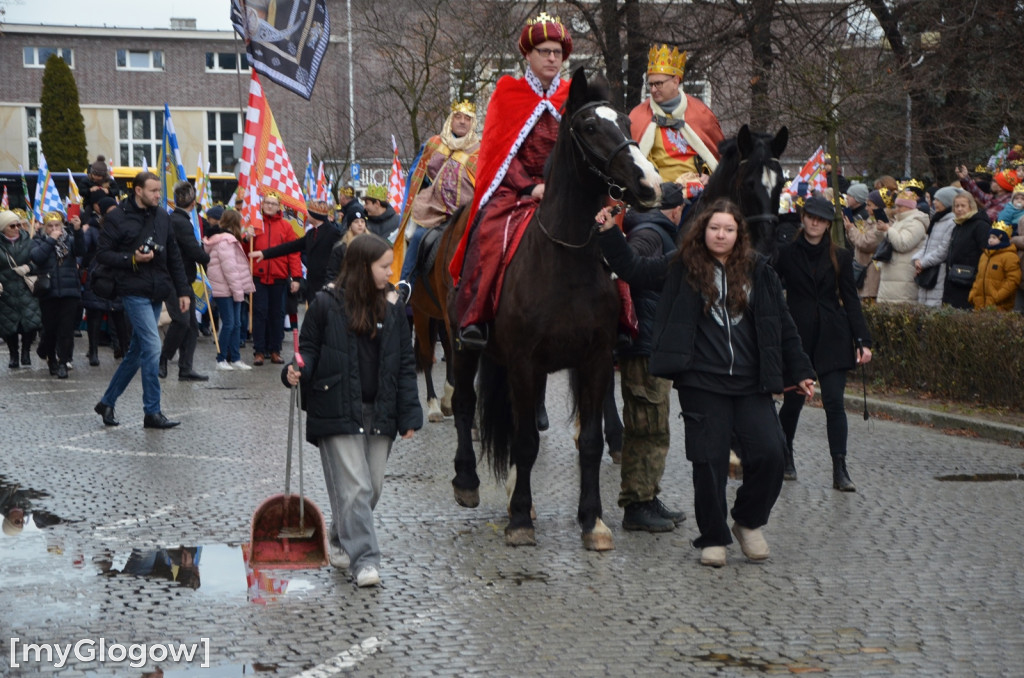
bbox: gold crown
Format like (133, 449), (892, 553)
(1012, 183), (1024, 194)
(992, 221), (1013, 237)
(527, 11), (562, 27)
(12, 208), (28, 221)
(364, 183), (388, 202)
(898, 178), (925, 192)
(43, 211), (64, 223)
(878, 187), (894, 207)
(451, 99), (476, 115)
(262, 189), (283, 200)
(647, 44), (687, 78)
(974, 164), (989, 173)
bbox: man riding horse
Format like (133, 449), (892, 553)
(450, 12), (573, 350)
(397, 100), (480, 300)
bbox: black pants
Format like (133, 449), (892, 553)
(39, 297), (80, 364)
(778, 369), (848, 459)
(677, 386), (786, 548)
(161, 292), (198, 373)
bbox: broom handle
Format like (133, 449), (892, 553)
(292, 321), (306, 530)
(285, 382), (295, 497)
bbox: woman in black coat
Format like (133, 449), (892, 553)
(942, 192), (990, 309)
(596, 198), (815, 568)
(773, 196), (873, 491)
(31, 212), (88, 378)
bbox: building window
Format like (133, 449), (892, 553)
(207, 111), (243, 174)
(118, 110), (164, 167)
(683, 80), (712, 109)
(205, 52), (249, 73)
(23, 47), (74, 68)
(26, 108), (41, 170)
(116, 49), (164, 71)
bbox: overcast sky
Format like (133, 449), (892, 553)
(2, 0), (233, 30)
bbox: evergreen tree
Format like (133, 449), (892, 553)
(39, 53), (88, 171)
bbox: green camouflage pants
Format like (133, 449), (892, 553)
(617, 355), (672, 507)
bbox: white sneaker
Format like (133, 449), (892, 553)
(230, 360), (252, 371)
(328, 543), (350, 569)
(355, 565), (380, 587)
(216, 361), (234, 371)
(731, 523), (770, 561)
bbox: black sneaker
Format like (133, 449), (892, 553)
(652, 497), (686, 525)
(622, 500), (675, 532)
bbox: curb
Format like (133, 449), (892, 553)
(843, 394), (1024, 446)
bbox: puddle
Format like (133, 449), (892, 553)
(144, 662), (280, 676)
(1, 473), (66, 537)
(935, 473), (1024, 482)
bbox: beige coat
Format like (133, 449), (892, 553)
(877, 208), (928, 304)
(846, 217), (882, 298)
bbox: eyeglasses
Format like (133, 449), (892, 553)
(534, 48), (563, 59)
(648, 78), (675, 89)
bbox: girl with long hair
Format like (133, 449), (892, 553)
(284, 233), (422, 587)
(596, 197), (815, 567)
(204, 209), (256, 370)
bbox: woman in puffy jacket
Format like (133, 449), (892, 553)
(0, 210), (42, 369)
(204, 209), (256, 370)
(876, 190), (928, 303)
(30, 212), (87, 378)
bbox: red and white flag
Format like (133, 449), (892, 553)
(315, 161), (328, 202)
(238, 72), (307, 234)
(787, 146), (827, 198)
(388, 135), (405, 212)
(1, 186), (8, 209)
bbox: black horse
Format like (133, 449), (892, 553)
(449, 67), (661, 550)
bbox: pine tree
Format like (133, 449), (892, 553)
(39, 53), (88, 171)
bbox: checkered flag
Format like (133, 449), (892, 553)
(34, 151), (64, 221)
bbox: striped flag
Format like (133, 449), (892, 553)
(238, 71), (307, 235)
(66, 170), (82, 205)
(196, 154), (213, 217)
(1, 186), (8, 209)
(315, 161), (328, 201)
(18, 165), (31, 215)
(388, 136), (405, 212)
(787, 146), (827, 198)
(304, 148), (315, 202)
(34, 151), (64, 220)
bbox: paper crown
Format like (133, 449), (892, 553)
(648, 44), (687, 78)
(898, 178), (925, 192)
(992, 221), (1013, 238)
(261, 189), (282, 200)
(1013, 183), (1024, 194)
(340, 186), (355, 197)
(451, 99), (476, 116)
(43, 211), (64, 223)
(994, 168), (1019, 191)
(364, 183), (388, 202)
(12, 208), (28, 221)
(877, 187), (894, 207)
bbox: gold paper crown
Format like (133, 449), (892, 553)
(43, 211), (64, 223)
(365, 183), (388, 202)
(974, 164), (989, 173)
(1013, 183), (1024, 194)
(877, 187), (894, 207)
(898, 178), (925, 192)
(340, 186), (355, 197)
(527, 11), (562, 27)
(12, 208), (28, 221)
(647, 44), (687, 78)
(451, 99), (476, 115)
(992, 221), (1013, 237)
(262, 189), (283, 200)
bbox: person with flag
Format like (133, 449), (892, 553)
(396, 100), (480, 299)
(450, 12), (574, 349)
(159, 181), (211, 382)
(362, 183), (400, 241)
(248, 191), (302, 366)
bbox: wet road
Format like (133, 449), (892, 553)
(1, 337), (1023, 676)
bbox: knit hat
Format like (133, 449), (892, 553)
(802, 195), (835, 221)
(518, 12), (573, 59)
(658, 182), (685, 209)
(0, 211), (19, 230)
(994, 169), (1019, 192)
(989, 220), (1013, 247)
(96, 197), (118, 215)
(932, 186), (961, 210)
(206, 205), (224, 220)
(846, 182), (869, 205)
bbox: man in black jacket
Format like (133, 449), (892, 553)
(249, 199), (342, 297)
(160, 182), (211, 381)
(337, 186), (364, 230)
(93, 172), (191, 429)
(618, 183), (687, 532)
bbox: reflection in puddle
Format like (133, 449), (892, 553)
(1, 473), (65, 537)
(935, 473), (1024, 482)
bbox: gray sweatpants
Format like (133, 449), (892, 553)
(318, 405), (392, 575)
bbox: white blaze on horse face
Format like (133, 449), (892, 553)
(762, 167), (779, 199)
(630, 146), (663, 204)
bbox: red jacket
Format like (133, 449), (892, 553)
(249, 213), (302, 283)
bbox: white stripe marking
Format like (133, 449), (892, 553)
(292, 636), (388, 677)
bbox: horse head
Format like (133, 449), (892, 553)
(560, 67), (661, 209)
(706, 125), (788, 256)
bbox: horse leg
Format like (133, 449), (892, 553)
(603, 369), (623, 464)
(451, 348), (480, 507)
(506, 370), (541, 546)
(425, 321), (443, 422)
(536, 372), (549, 432)
(578, 361), (614, 551)
(440, 323), (454, 417)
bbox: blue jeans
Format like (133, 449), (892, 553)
(399, 225), (428, 286)
(215, 297), (242, 363)
(100, 295), (163, 416)
(252, 279), (287, 355)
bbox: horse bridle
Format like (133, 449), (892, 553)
(569, 101), (638, 202)
(737, 157), (781, 229)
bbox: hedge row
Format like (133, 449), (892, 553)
(861, 303), (1024, 410)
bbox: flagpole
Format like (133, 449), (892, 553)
(197, 264), (220, 354)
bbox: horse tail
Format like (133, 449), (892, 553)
(477, 352), (514, 481)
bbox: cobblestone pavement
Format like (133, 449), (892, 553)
(1, 336), (1022, 677)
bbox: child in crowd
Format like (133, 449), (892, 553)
(996, 184), (1024, 232)
(283, 233), (421, 587)
(969, 221), (1021, 311)
(204, 209), (256, 370)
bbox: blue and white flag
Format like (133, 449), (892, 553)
(34, 151), (64, 221)
(159, 104), (202, 245)
(304, 147), (315, 202)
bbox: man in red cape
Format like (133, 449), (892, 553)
(450, 12), (572, 349)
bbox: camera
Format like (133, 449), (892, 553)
(139, 237), (164, 255)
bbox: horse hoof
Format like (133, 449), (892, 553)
(454, 487), (479, 508)
(427, 398), (444, 423)
(441, 382), (454, 416)
(505, 526), (537, 547)
(582, 518), (615, 551)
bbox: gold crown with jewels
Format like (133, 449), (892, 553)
(527, 11), (563, 27)
(451, 99), (476, 115)
(648, 44), (687, 78)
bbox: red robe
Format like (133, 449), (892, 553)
(449, 73), (570, 285)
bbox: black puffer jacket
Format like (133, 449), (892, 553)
(598, 227), (814, 393)
(621, 208), (678, 358)
(30, 226), (87, 300)
(283, 286), (422, 442)
(96, 196), (189, 302)
(942, 211), (990, 309)
(169, 208), (210, 284)
(0, 230), (43, 336)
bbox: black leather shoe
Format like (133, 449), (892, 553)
(178, 371), (209, 382)
(458, 324), (487, 350)
(20, 347), (31, 366)
(56, 363), (68, 379)
(652, 497), (686, 524)
(622, 500), (675, 532)
(8, 356), (18, 369)
(144, 412), (180, 429)
(832, 456), (856, 492)
(158, 358), (168, 379)
(48, 359), (59, 375)
(199, 325), (213, 337)
(88, 349), (100, 367)
(94, 402), (119, 426)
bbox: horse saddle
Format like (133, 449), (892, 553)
(417, 224), (446, 278)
